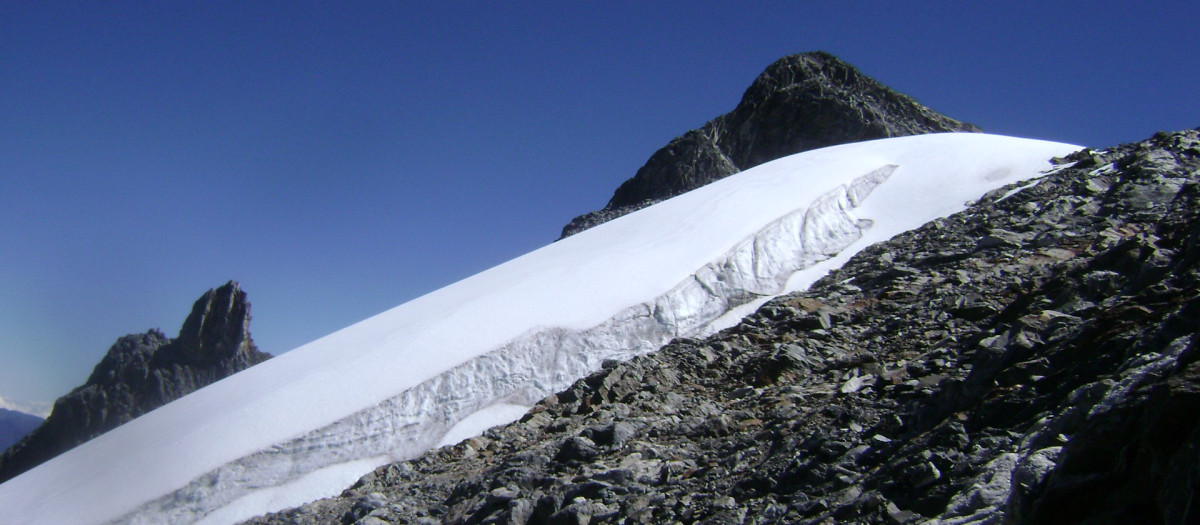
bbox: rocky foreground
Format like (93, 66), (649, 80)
(249, 129), (1200, 524)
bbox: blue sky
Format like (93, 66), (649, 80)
(2, 1), (1197, 410)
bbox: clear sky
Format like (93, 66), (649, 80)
(2, 1), (1197, 412)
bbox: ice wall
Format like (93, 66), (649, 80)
(0, 134), (1080, 525)
(129, 165), (896, 525)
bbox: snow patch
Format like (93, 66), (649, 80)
(194, 456), (388, 525)
(996, 179), (1045, 202)
(437, 403), (532, 448)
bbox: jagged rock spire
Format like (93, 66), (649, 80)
(0, 281), (270, 484)
(175, 281), (256, 366)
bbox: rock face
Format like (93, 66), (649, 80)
(0, 281), (271, 484)
(248, 129), (1200, 525)
(559, 51), (979, 238)
(0, 409), (42, 454)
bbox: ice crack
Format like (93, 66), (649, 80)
(117, 164), (896, 525)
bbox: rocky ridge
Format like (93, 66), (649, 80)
(559, 52), (978, 238)
(0, 281), (271, 484)
(248, 129), (1200, 525)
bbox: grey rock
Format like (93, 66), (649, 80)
(0, 281), (271, 483)
(586, 421), (636, 447)
(554, 436), (600, 464)
(559, 51), (978, 238)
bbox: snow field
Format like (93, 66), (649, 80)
(0, 133), (1080, 524)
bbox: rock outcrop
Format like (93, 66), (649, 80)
(0, 281), (271, 484)
(248, 129), (1200, 525)
(559, 51), (979, 238)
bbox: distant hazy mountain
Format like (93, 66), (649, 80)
(0, 409), (42, 453)
(0, 281), (271, 484)
(559, 51), (980, 238)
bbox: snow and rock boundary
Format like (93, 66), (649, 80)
(140, 164), (897, 524)
(0, 134), (1079, 525)
(247, 128), (1200, 525)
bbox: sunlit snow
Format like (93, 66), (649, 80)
(436, 403), (532, 448)
(0, 133), (1080, 525)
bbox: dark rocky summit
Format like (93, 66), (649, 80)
(248, 129), (1200, 525)
(0, 281), (271, 484)
(559, 51), (979, 238)
(0, 409), (42, 454)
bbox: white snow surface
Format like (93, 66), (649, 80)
(0, 133), (1080, 524)
(436, 403), (533, 448)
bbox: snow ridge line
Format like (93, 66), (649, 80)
(114, 165), (897, 525)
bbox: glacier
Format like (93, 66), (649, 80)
(0, 133), (1080, 525)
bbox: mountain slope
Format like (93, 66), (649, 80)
(0, 409), (42, 453)
(559, 51), (979, 238)
(250, 129), (1200, 525)
(0, 281), (271, 484)
(0, 134), (1076, 525)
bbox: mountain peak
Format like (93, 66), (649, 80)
(174, 281), (256, 367)
(0, 281), (270, 484)
(561, 51), (978, 237)
(741, 51), (851, 94)
(729, 51), (980, 155)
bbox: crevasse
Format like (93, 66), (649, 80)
(117, 165), (897, 525)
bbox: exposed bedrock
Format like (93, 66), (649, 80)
(560, 51), (978, 238)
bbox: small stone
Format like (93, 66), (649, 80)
(713, 495), (737, 509)
(729, 386), (756, 399)
(589, 421), (636, 447)
(1085, 179), (1110, 193)
(555, 436), (601, 463)
(886, 502), (920, 523)
(487, 486), (519, 505)
(841, 374), (873, 394)
(904, 461), (942, 488)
